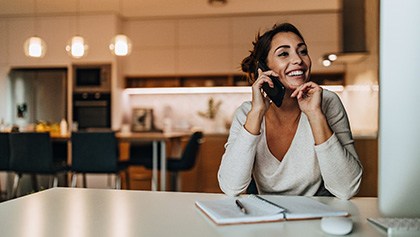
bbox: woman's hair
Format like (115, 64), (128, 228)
(241, 23), (306, 82)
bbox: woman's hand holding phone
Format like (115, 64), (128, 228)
(251, 68), (273, 112)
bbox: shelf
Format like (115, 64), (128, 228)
(125, 73), (344, 88)
(125, 74), (248, 88)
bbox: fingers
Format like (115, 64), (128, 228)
(255, 68), (279, 89)
(291, 82), (322, 99)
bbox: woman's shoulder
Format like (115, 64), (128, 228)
(322, 88), (340, 100)
(321, 88), (346, 118)
(322, 89), (343, 107)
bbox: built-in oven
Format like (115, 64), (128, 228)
(73, 92), (111, 130)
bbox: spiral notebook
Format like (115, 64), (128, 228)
(195, 195), (348, 225)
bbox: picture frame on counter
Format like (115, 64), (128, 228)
(131, 108), (154, 132)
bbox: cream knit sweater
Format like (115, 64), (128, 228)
(218, 90), (363, 200)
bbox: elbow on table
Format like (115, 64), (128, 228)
(328, 177), (362, 200)
(218, 175), (247, 197)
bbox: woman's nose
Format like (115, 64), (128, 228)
(291, 53), (303, 65)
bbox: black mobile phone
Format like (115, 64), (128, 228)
(257, 61), (285, 107)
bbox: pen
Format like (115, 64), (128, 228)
(235, 199), (247, 214)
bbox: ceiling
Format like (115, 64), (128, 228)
(0, 0), (341, 19)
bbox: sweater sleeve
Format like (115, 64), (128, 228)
(315, 90), (363, 199)
(217, 102), (260, 196)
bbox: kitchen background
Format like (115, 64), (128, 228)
(0, 0), (378, 193)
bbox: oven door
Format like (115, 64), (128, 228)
(73, 93), (111, 130)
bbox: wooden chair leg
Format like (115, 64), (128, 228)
(31, 174), (38, 192)
(125, 170), (130, 190)
(82, 174), (87, 188)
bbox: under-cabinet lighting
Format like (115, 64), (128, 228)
(123, 85), (356, 96)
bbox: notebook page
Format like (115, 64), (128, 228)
(260, 195), (348, 219)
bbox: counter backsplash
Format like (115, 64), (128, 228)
(123, 86), (378, 137)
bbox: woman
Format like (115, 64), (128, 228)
(218, 23), (362, 200)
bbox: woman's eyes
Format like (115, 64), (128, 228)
(277, 52), (289, 57)
(299, 49), (308, 55)
(277, 49), (308, 57)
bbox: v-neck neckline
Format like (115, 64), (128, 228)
(262, 112), (303, 163)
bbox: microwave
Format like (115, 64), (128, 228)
(73, 64), (111, 92)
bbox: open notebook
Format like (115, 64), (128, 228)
(195, 195), (348, 225)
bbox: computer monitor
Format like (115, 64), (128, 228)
(378, 0), (420, 217)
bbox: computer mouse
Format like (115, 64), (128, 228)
(321, 216), (353, 235)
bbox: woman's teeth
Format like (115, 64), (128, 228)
(287, 70), (304, 76)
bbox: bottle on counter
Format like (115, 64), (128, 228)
(60, 118), (68, 135)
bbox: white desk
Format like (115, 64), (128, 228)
(0, 188), (388, 237)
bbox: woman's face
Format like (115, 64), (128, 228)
(267, 32), (311, 90)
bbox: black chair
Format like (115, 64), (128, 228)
(127, 131), (203, 191)
(8, 132), (68, 198)
(70, 131), (128, 189)
(0, 133), (11, 200)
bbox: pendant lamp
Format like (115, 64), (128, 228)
(24, 36), (47, 58)
(109, 34), (132, 56)
(24, 0), (47, 58)
(66, 0), (88, 58)
(109, 0), (132, 56)
(66, 35), (88, 58)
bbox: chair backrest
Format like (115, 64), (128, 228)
(0, 133), (10, 171)
(71, 131), (119, 173)
(179, 131), (203, 170)
(9, 132), (55, 173)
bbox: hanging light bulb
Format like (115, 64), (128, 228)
(109, 34), (132, 56)
(24, 36), (47, 58)
(66, 35), (88, 58)
(24, 0), (46, 58)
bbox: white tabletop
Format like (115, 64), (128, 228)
(0, 188), (387, 237)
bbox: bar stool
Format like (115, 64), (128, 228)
(9, 132), (69, 198)
(127, 131), (203, 191)
(70, 131), (128, 189)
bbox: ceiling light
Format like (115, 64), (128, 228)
(24, 36), (47, 58)
(24, 0), (46, 58)
(109, 34), (132, 56)
(66, 36), (88, 58)
(66, 0), (88, 58)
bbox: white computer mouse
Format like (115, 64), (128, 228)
(321, 216), (353, 235)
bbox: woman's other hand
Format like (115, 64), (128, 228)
(291, 81), (323, 117)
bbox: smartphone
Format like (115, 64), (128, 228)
(257, 61), (285, 107)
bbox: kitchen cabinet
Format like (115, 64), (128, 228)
(125, 74), (247, 88)
(125, 73), (344, 88)
(354, 138), (378, 197)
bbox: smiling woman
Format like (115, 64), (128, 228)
(218, 22), (363, 199)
